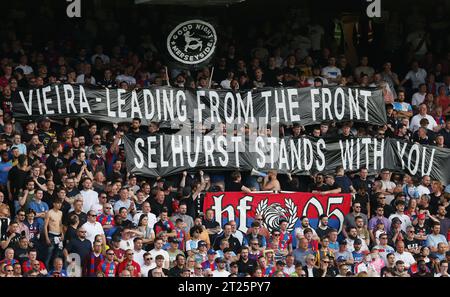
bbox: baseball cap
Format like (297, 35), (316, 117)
(339, 239), (347, 245)
(223, 248), (233, 254)
(429, 253), (439, 259)
(417, 213), (426, 220)
(276, 260), (286, 266)
(336, 256), (346, 262)
(198, 240), (207, 247)
(168, 237), (180, 243)
(207, 249), (216, 255)
(215, 257), (226, 263)
(392, 217), (402, 224)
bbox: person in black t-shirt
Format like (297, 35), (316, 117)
(404, 225), (421, 255)
(352, 167), (373, 195)
(353, 185), (370, 216)
(227, 171), (251, 193)
(202, 209), (221, 244)
(236, 246), (257, 276)
(412, 260), (433, 277)
(308, 173), (325, 192)
(317, 175), (342, 194)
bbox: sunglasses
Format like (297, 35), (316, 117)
(145, 258), (152, 261)
(273, 234), (280, 236)
(6, 270), (13, 272)
(107, 253), (115, 256)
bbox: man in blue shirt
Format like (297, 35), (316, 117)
(293, 237), (315, 266)
(0, 150), (12, 187)
(426, 222), (448, 253)
(28, 189), (49, 227)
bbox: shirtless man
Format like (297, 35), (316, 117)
(43, 199), (64, 269)
(262, 170), (281, 191)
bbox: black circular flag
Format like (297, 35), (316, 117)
(166, 19), (217, 66)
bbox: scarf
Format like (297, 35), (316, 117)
(90, 253), (104, 276)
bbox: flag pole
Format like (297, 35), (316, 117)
(208, 66), (214, 88)
(165, 66), (171, 87)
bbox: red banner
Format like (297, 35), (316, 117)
(203, 192), (352, 234)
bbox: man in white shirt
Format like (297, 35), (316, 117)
(283, 254), (296, 275)
(409, 103), (438, 132)
(229, 220), (244, 244)
(15, 55), (33, 76)
(133, 237), (146, 268)
(416, 176), (431, 197)
(388, 201), (412, 232)
(76, 63), (96, 84)
(295, 217), (318, 241)
(394, 241), (416, 269)
(354, 56), (375, 82)
(379, 169), (396, 205)
(133, 201), (157, 229)
(116, 65), (137, 86)
(90, 45), (110, 64)
(321, 57), (341, 84)
(212, 258), (230, 277)
(411, 83), (427, 107)
(80, 178), (99, 214)
(81, 210), (105, 246)
(149, 238), (170, 269)
(400, 61), (427, 90)
(345, 227), (369, 252)
(140, 252), (155, 277)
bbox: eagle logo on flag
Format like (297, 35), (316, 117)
(255, 198), (298, 232)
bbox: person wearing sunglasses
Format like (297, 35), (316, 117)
(63, 227), (93, 269)
(116, 248), (141, 277)
(193, 263), (204, 277)
(3, 264), (15, 277)
(97, 249), (117, 277)
(139, 252), (154, 277)
(23, 260), (46, 277)
(244, 221), (267, 252)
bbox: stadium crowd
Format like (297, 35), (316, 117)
(0, 1), (449, 277)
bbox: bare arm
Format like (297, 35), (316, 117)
(18, 190), (28, 207)
(44, 212), (50, 245)
(180, 171), (187, 188)
(34, 178), (48, 192)
(321, 187), (342, 194)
